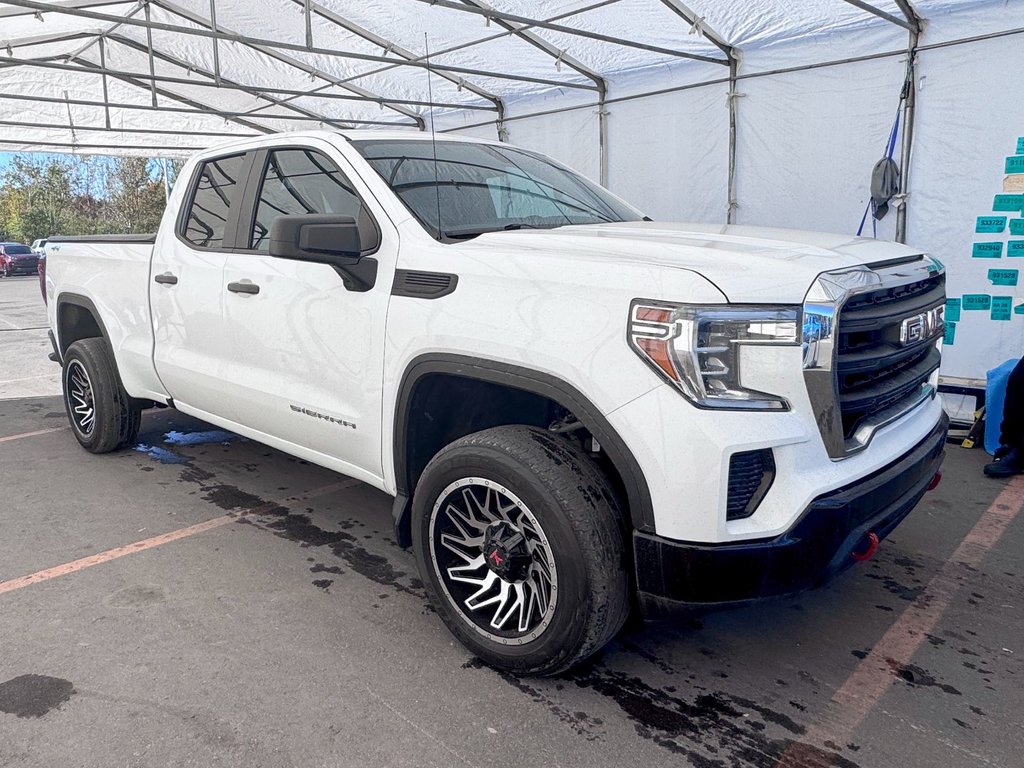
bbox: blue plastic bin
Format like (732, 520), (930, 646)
(986, 358), (1021, 455)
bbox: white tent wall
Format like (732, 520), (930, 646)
(1, 0), (1023, 382)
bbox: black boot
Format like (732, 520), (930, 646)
(984, 447), (1024, 477)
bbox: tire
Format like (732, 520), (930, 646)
(0, 263), (7, 277)
(62, 338), (142, 453)
(412, 425), (629, 676)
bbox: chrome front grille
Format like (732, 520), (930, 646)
(803, 256), (944, 459)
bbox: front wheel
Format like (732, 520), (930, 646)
(0, 263), (7, 277)
(62, 338), (142, 453)
(412, 426), (629, 675)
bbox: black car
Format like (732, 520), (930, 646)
(0, 243), (40, 277)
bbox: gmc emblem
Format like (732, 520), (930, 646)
(899, 306), (944, 346)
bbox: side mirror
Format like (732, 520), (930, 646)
(268, 214), (377, 292)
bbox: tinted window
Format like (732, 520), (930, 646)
(5, 245), (32, 254)
(353, 139), (642, 240)
(182, 153), (246, 248)
(250, 149), (366, 251)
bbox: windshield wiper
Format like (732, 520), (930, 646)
(443, 223), (549, 240)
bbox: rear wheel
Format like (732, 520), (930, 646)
(412, 425), (629, 675)
(62, 338), (142, 453)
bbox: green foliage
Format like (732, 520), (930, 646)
(0, 154), (175, 243)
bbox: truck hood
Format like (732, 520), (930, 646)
(463, 222), (925, 303)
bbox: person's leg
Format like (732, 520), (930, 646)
(986, 358), (1024, 476)
(999, 358), (1024, 450)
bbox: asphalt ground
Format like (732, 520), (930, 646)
(1, 276), (1023, 768)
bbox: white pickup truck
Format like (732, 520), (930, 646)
(44, 130), (947, 674)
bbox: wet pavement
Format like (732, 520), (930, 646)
(1, 277), (1022, 767)
(0, 397), (1021, 768)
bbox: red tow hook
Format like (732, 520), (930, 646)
(927, 471), (942, 492)
(852, 532), (880, 563)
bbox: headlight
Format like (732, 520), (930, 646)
(628, 301), (800, 410)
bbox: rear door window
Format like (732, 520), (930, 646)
(181, 153), (247, 249)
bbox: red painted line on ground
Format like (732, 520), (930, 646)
(0, 479), (358, 596)
(0, 426), (67, 443)
(776, 475), (1024, 767)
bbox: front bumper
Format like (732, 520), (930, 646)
(7, 264), (39, 274)
(634, 413), (947, 616)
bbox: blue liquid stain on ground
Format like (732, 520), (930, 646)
(135, 429), (241, 464)
(164, 430), (239, 446)
(134, 444), (190, 464)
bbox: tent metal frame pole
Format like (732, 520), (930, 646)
(840, 0), (915, 32)
(0, 118), (258, 137)
(0, 138), (204, 152)
(0, 31), (99, 51)
(143, 0), (158, 107)
(0, 0), (599, 92)
(454, 0), (610, 182)
(98, 37), (112, 129)
(8, 40), (495, 111)
(894, 1), (922, 243)
(209, 0), (221, 85)
(330, 0), (619, 89)
(151, 0), (426, 129)
(283, 0), (506, 140)
(658, 1), (738, 221)
(70, 47), (354, 131)
(415, 0), (729, 64)
(0, 0), (135, 19)
(0, 83), (418, 129)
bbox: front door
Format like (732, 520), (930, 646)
(217, 142), (396, 484)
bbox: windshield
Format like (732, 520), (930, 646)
(5, 245), (31, 255)
(353, 139), (642, 240)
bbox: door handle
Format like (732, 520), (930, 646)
(227, 280), (260, 295)
(154, 272), (178, 285)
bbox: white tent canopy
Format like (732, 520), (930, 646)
(1, 0), (1023, 381)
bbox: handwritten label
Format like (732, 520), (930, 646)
(943, 322), (956, 345)
(1011, 219), (1024, 236)
(1007, 156), (1024, 174)
(1018, 137), (1024, 154)
(963, 294), (992, 311)
(945, 298), (961, 322)
(994, 194), (1024, 211)
(992, 296), (1013, 321)
(973, 241), (1003, 258)
(977, 216), (1007, 233)
(1009, 241), (1024, 258)
(989, 269), (1019, 286)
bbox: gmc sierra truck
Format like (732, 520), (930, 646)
(44, 131), (947, 675)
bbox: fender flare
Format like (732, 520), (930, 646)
(392, 353), (655, 537)
(54, 293), (113, 357)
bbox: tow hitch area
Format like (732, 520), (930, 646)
(851, 531), (880, 562)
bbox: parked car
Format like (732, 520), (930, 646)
(31, 238), (48, 255)
(44, 131), (947, 675)
(0, 242), (39, 277)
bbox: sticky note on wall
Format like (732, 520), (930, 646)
(977, 216), (1007, 233)
(945, 298), (961, 321)
(963, 294), (992, 310)
(1018, 136), (1024, 154)
(989, 269), (1019, 286)
(994, 194), (1024, 211)
(973, 242), (1004, 258)
(1008, 156), (1024, 174)
(1008, 240), (1024, 257)
(992, 296), (1013, 320)
(1012, 219), (1024, 236)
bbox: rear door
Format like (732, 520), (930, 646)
(217, 141), (398, 482)
(150, 151), (251, 410)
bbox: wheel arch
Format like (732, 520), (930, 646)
(392, 353), (654, 546)
(55, 293), (112, 358)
